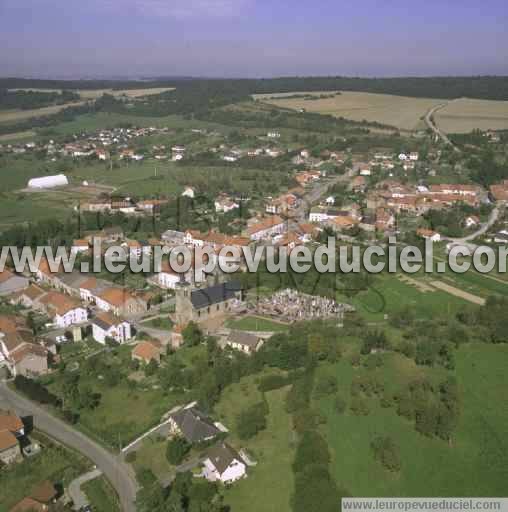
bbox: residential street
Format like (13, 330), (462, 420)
(0, 381), (138, 512)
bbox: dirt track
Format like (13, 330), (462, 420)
(429, 281), (486, 305)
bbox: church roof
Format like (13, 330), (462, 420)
(190, 281), (241, 310)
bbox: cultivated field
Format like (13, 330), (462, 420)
(434, 98), (508, 133)
(255, 91), (444, 131)
(0, 87), (174, 124)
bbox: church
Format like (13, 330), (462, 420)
(175, 279), (243, 327)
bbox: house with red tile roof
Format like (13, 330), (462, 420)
(39, 291), (87, 328)
(91, 312), (132, 344)
(132, 340), (163, 365)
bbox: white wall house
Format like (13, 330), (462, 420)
(182, 186), (195, 199)
(54, 306), (88, 328)
(202, 443), (247, 484)
(92, 313), (132, 344)
(247, 216), (285, 241)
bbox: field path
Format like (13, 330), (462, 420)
(424, 102), (461, 152)
(429, 280), (485, 305)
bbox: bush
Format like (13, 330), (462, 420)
(371, 435), (401, 472)
(236, 401), (268, 440)
(314, 375), (338, 398)
(334, 395), (347, 414)
(350, 396), (370, 416)
(166, 436), (191, 465)
(125, 451), (137, 463)
(257, 374), (289, 392)
(293, 430), (330, 472)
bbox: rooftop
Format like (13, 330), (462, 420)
(170, 406), (220, 443)
(190, 281), (241, 310)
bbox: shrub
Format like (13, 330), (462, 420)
(371, 435), (401, 472)
(166, 436), (191, 465)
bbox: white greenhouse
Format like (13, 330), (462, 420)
(27, 174), (69, 189)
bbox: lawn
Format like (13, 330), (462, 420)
(43, 346), (183, 449)
(0, 194), (72, 228)
(225, 315), (290, 332)
(82, 475), (121, 512)
(346, 273), (470, 322)
(216, 382), (295, 512)
(133, 437), (173, 482)
(0, 432), (89, 512)
(315, 343), (508, 497)
(141, 316), (174, 330)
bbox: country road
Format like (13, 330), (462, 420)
(0, 381), (138, 512)
(294, 166), (357, 223)
(443, 206), (500, 244)
(424, 102), (461, 152)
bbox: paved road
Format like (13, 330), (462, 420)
(0, 382), (138, 512)
(424, 102), (461, 152)
(68, 468), (103, 510)
(294, 167), (356, 223)
(444, 206), (500, 244)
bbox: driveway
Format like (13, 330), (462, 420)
(68, 468), (103, 510)
(0, 382), (138, 512)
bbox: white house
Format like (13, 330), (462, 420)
(226, 331), (263, 355)
(465, 215), (480, 228)
(325, 196), (335, 206)
(202, 443), (247, 484)
(92, 312), (132, 344)
(247, 216), (285, 241)
(417, 228), (441, 243)
(155, 261), (194, 289)
(181, 186), (195, 199)
(398, 153), (408, 161)
(71, 239), (89, 255)
(215, 197), (240, 213)
(39, 292), (87, 328)
(267, 132), (281, 138)
(184, 230), (205, 247)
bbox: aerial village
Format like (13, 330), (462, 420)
(1, 115), (508, 510)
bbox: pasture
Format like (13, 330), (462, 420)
(344, 273), (470, 322)
(255, 91), (444, 131)
(435, 98), (508, 133)
(316, 343), (508, 497)
(216, 377), (295, 512)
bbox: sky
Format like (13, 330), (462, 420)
(0, 0), (507, 78)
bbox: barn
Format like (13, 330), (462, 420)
(27, 174), (69, 189)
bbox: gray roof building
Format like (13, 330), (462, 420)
(190, 281), (242, 310)
(169, 406), (220, 443)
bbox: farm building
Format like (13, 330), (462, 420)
(27, 174), (69, 189)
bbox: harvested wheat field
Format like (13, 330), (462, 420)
(434, 98), (508, 133)
(255, 91), (444, 131)
(0, 87), (174, 124)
